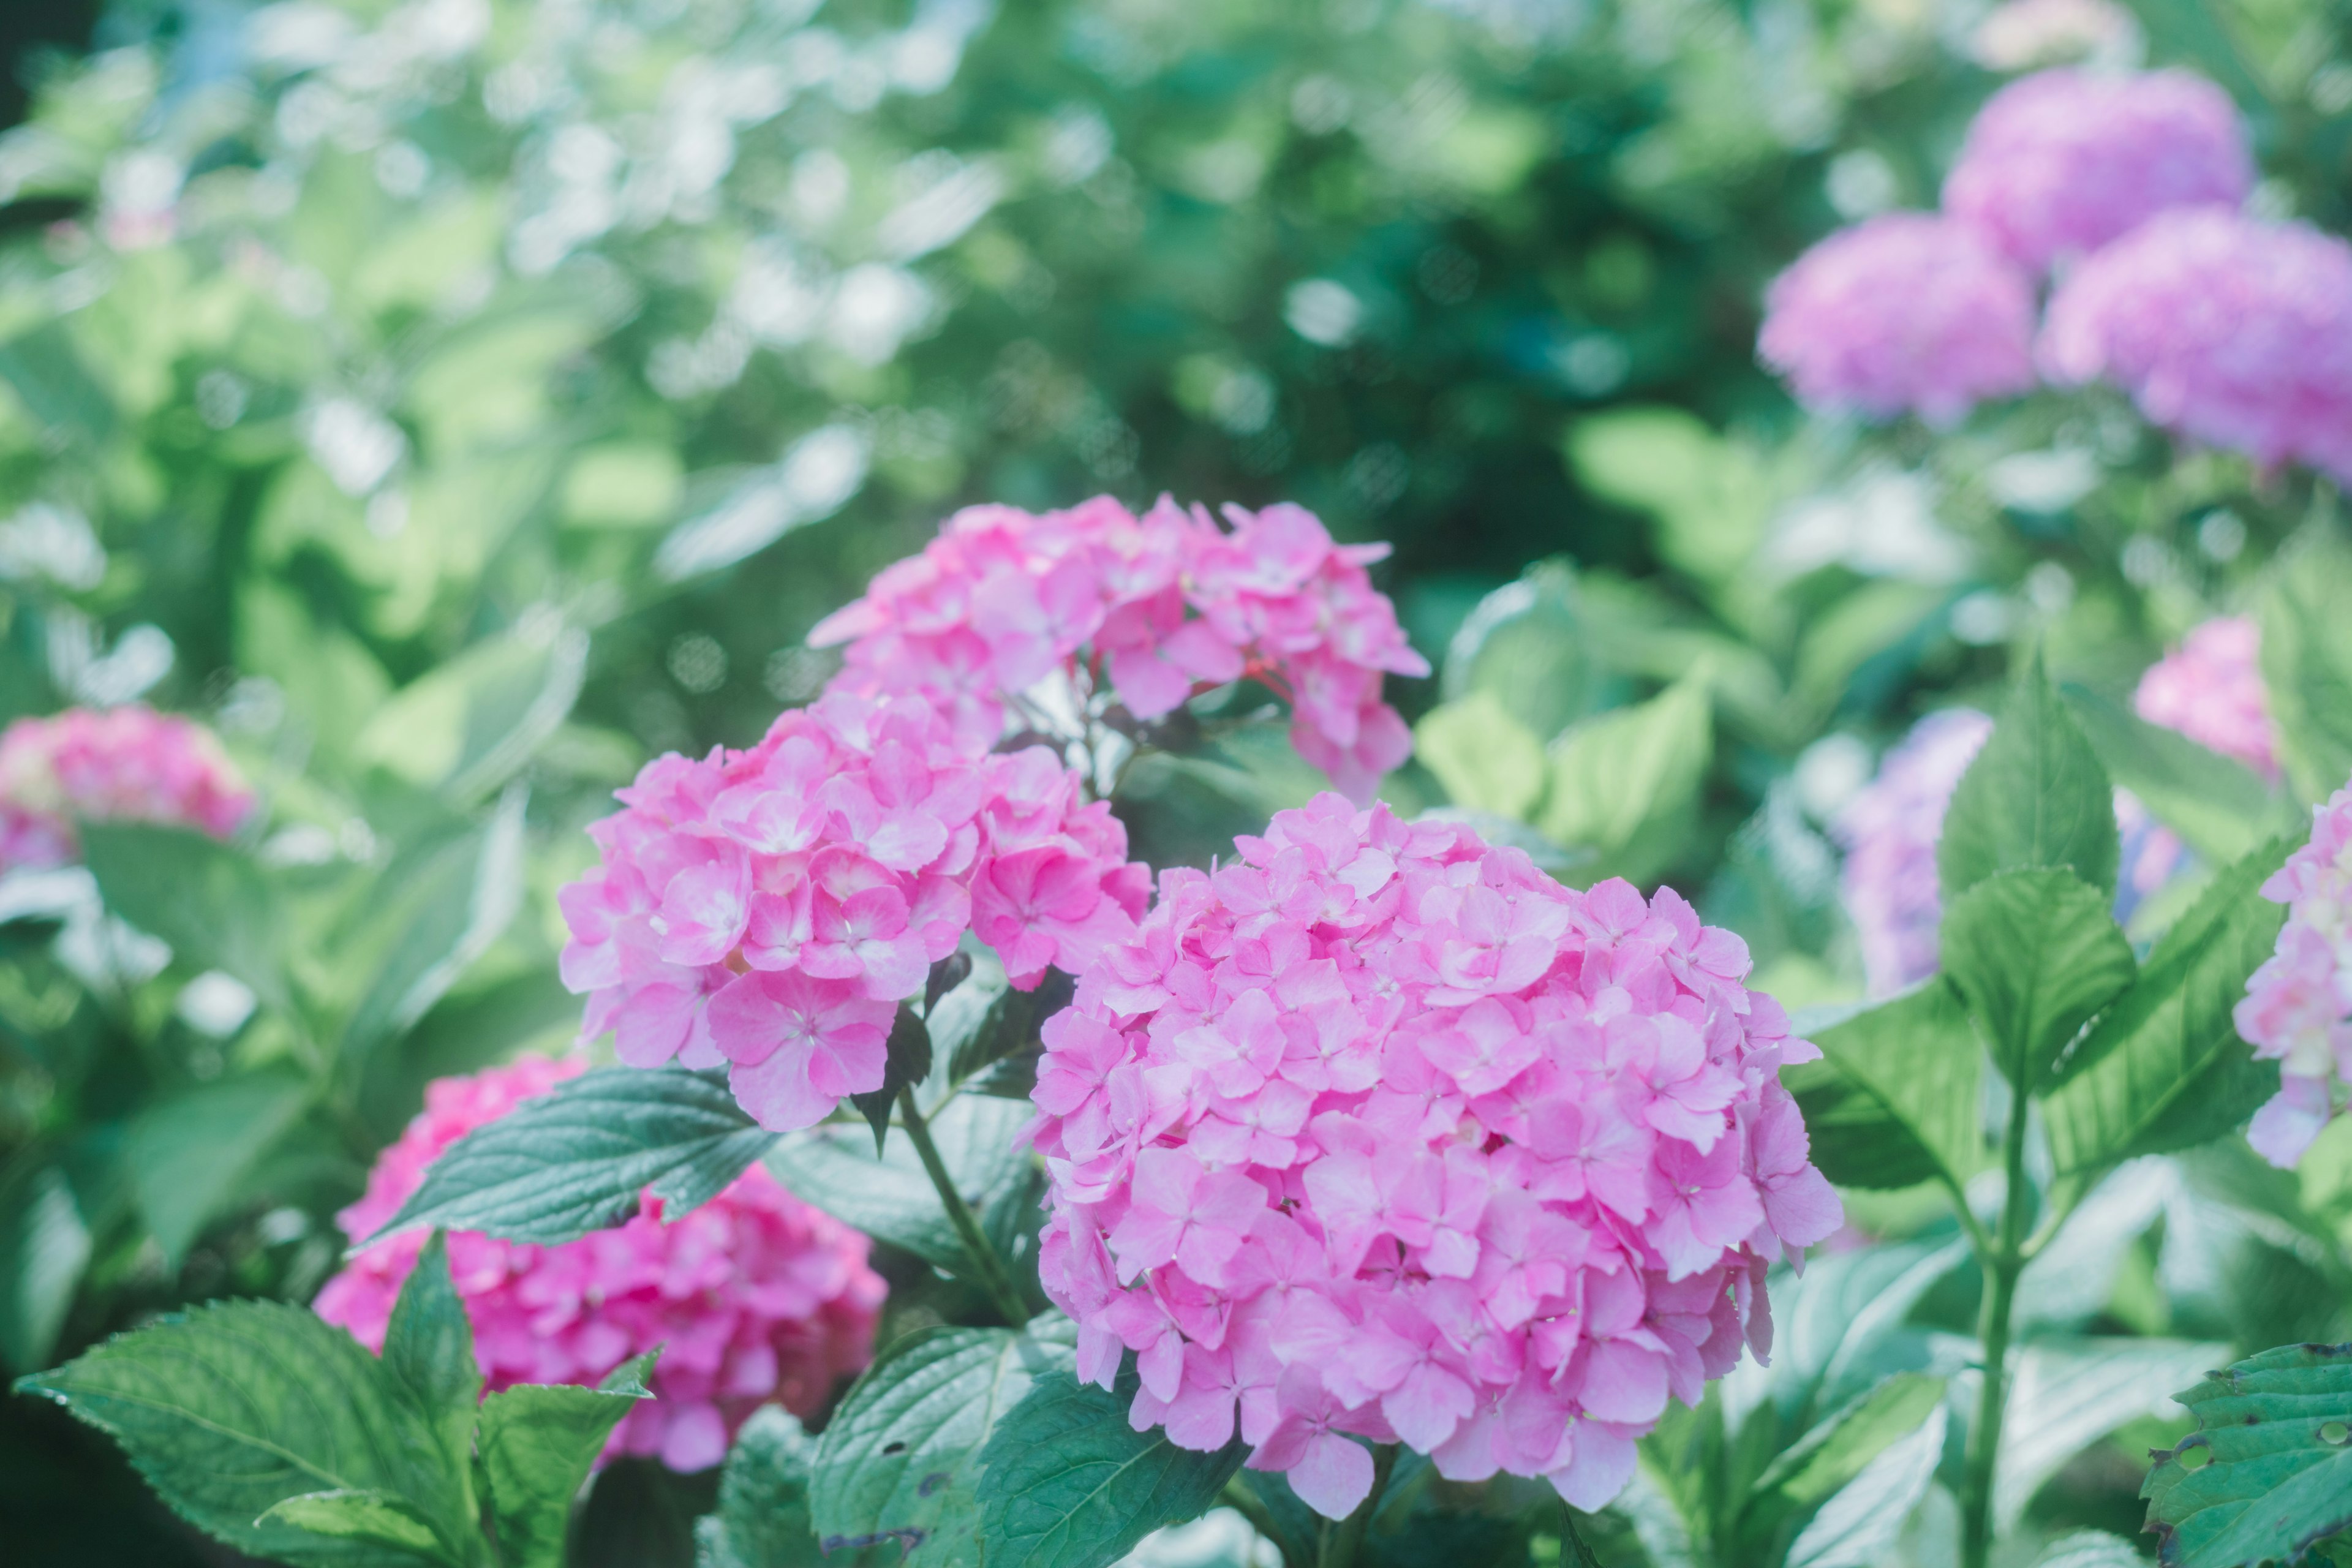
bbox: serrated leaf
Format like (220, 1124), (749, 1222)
(370, 1066), (774, 1246)
(13, 1299), (454, 1566)
(380, 1232), (480, 1501)
(1938, 658), (2118, 900)
(478, 1353), (655, 1568)
(852, 1007), (934, 1157)
(1738, 1373), (1947, 1564)
(1997, 1337), (2228, 1530)
(127, 1067), (310, 1268)
(810, 1324), (1072, 1566)
(764, 1094), (1037, 1278)
(2063, 684), (2282, 864)
(974, 1360), (1247, 1568)
(260, 1490), (456, 1564)
(1781, 981), (1987, 1195)
(1941, 869), (2135, 1095)
(81, 823), (290, 1013)
(695, 1406), (886, 1568)
(2144, 1343), (2352, 1567)
(2044, 835), (2293, 1178)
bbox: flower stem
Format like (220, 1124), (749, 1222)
(896, 1085), (1032, 1328)
(1958, 1079), (2035, 1568)
(1320, 1443), (1398, 1568)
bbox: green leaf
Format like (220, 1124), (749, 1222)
(810, 1324), (1072, 1566)
(126, 1067), (311, 1268)
(2143, 1343), (2352, 1567)
(1782, 1404), (1948, 1568)
(13, 1299), (453, 1565)
(1997, 1338), (2230, 1531)
(2062, 684), (2283, 864)
(1737, 1373), (1947, 1564)
(1536, 675), (1712, 885)
(974, 1362), (1249, 1568)
(695, 1406), (878, 1568)
(478, 1354), (656, 1568)
(1766, 1238), (1970, 1430)
(0, 1160), (92, 1372)
(1782, 982), (1987, 1194)
(2043, 835), (2294, 1179)
(1438, 561), (1607, 742)
(1566, 407), (1769, 584)
(765, 1094), (1038, 1278)
(1940, 870), (2136, 1095)
(259, 1490), (457, 1564)
(353, 621), (588, 804)
(370, 1066), (775, 1246)
(851, 1007), (934, 1158)
(2033, 1531), (2148, 1568)
(932, 948), (1063, 1095)
(1937, 658), (2118, 900)
(0, 320), (116, 441)
(2262, 539), (2352, 807)
(380, 1232), (480, 1513)
(1415, 691), (1549, 820)
(81, 823), (290, 1013)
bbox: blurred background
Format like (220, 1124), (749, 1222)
(1, 0), (2349, 1563)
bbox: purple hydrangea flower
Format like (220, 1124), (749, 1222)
(1832, 709), (1995, 997)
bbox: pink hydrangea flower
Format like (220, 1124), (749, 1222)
(807, 496), (1428, 802)
(1757, 214), (2038, 426)
(2041, 209), (2352, 486)
(1028, 794), (1839, 1519)
(2133, 616), (2277, 777)
(0, 704), (254, 872)
(315, 1058), (885, 1471)
(2235, 784), (2352, 1166)
(1944, 68), (2253, 271)
(559, 690), (1147, 1129)
(1832, 710), (1995, 996)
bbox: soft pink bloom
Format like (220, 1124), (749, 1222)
(315, 1058), (884, 1471)
(2134, 616), (2277, 777)
(1945, 68), (2253, 271)
(559, 692), (1142, 1129)
(2237, 786), (2352, 1166)
(2041, 209), (2352, 486)
(1758, 214), (2038, 426)
(810, 496), (1425, 803)
(1832, 709), (1995, 997)
(0, 704), (254, 872)
(1030, 795), (1836, 1517)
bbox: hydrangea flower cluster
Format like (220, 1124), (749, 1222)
(1831, 710), (1994, 996)
(1756, 214), (2038, 425)
(2234, 786), (2352, 1166)
(559, 691), (1146, 1129)
(2041, 209), (2352, 486)
(1943, 68), (2252, 271)
(0, 704), (254, 873)
(317, 1058), (885, 1471)
(809, 496), (1429, 801)
(1027, 794), (1841, 1519)
(2133, 616), (2277, 777)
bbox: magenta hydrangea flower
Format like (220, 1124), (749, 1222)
(1832, 710), (1996, 996)
(2133, 616), (2277, 778)
(2041, 209), (2352, 485)
(315, 1057), (886, 1471)
(1943, 68), (2253, 271)
(2234, 785), (2352, 1166)
(0, 703), (254, 872)
(1757, 214), (2039, 426)
(1027, 794), (1839, 1519)
(559, 690), (1146, 1129)
(809, 496), (1429, 802)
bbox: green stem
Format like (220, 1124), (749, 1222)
(1220, 1477), (1296, 1568)
(1321, 1444), (1398, 1568)
(896, 1085), (1031, 1328)
(1959, 1089), (2035, 1568)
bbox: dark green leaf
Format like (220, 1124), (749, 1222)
(370, 1066), (774, 1246)
(1940, 870), (2136, 1095)
(2062, 684), (2283, 864)
(1782, 982), (1987, 1194)
(1938, 658), (2118, 900)
(380, 1232), (480, 1501)
(764, 1095), (1037, 1278)
(2143, 1343), (2352, 1567)
(974, 1362), (1247, 1568)
(13, 1299), (454, 1565)
(0, 1160), (91, 1372)
(937, 952), (1065, 1092)
(925, 952), (975, 1015)
(126, 1067), (310, 1268)
(81, 823), (290, 1013)
(1736, 1373), (1947, 1565)
(810, 1324), (1072, 1566)
(478, 1353), (655, 1568)
(695, 1406), (886, 1568)
(2044, 836), (2294, 1178)
(851, 1007), (933, 1158)
(259, 1490), (457, 1564)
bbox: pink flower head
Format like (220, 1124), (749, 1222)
(2236, 782), (2352, 1166)
(2040, 209), (2352, 486)
(809, 496), (1426, 803)
(1832, 709), (1995, 997)
(1029, 795), (1837, 1518)
(315, 1058), (885, 1472)
(2135, 616), (2277, 778)
(1758, 214), (2038, 426)
(559, 690), (1145, 1129)
(0, 704), (254, 873)
(1944, 68), (2253, 272)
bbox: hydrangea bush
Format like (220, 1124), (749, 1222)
(0, 703), (252, 872)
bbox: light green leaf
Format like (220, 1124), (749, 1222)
(1537, 675), (1711, 884)
(353, 622), (588, 804)
(1784, 1405), (1948, 1568)
(1940, 870), (2136, 1094)
(1739, 1373), (1947, 1564)
(1782, 982), (1987, 1194)
(2043, 835), (2294, 1179)
(2261, 538), (2352, 807)
(1415, 691), (1549, 820)
(974, 1363), (1247, 1568)
(258, 1490), (456, 1564)
(371, 1067), (775, 1246)
(765, 1095), (1038, 1278)
(2034, 1529), (2148, 1568)
(13, 1300), (452, 1566)
(810, 1324), (1071, 1566)
(1997, 1337), (2229, 1530)
(126, 1068), (311, 1267)
(478, 1354), (655, 1568)
(1438, 562), (1607, 742)
(1938, 658), (2119, 900)
(2063, 684), (2283, 864)
(1765, 1237), (1970, 1428)
(81, 823), (290, 1013)
(2143, 1343), (2352, 1567)
(1567, 407), (1768, 583)
(0, 1161), (92, 1373)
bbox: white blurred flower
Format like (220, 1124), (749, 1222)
(0, 503), (107, 591)
(1284, 279), (1363, 346)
